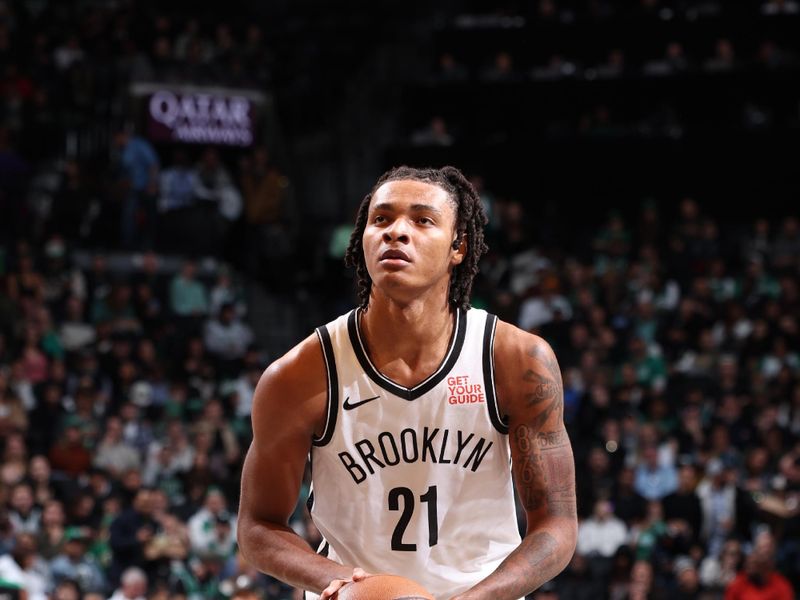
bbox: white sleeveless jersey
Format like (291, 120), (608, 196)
(308, 307), (521, 600)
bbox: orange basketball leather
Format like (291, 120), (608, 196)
(337, 575), (435, 600)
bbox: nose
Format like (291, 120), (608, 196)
(382, 217), (410, 244)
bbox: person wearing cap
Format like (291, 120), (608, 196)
(49, 526), (106, 594)
(187, 488), (237, 560)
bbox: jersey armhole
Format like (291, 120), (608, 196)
(483, 314), (509, 434)
(312, 325), (338, 446)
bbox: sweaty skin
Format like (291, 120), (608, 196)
(237, 179), (577, 599)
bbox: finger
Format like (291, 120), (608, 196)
(320, 580), (346, 600)
(351, 568), (369, 581)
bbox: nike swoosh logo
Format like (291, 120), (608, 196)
(343, 395), (380, 410)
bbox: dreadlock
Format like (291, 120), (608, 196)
(344, 165), (489, 312)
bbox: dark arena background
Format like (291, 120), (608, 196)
(1, 0), (799, 598)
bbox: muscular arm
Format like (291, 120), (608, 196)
(457, 324), (577, 599)
(237, 335), (356, 592)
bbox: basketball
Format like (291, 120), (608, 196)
(337, 575), (435, 600)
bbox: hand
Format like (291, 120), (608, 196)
(320, 568), (370, 600)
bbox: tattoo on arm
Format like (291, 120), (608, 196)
(495, 530), (558, 579)
(522, 345), (564, 429)
(514, 425), (577, 518)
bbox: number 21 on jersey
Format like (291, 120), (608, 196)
(388, 485), (438, 551)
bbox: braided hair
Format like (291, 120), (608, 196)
(344, 165), (488, 311)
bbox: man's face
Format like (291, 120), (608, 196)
(362, 180), (464, 303)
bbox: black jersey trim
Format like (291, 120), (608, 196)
(312, 325), (338, 446)
(483, 314), (509, 434)
(347, 308), (467, 401)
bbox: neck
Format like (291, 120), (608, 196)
(360, 292), (457, 382)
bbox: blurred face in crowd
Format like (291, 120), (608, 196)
(121, 572), (147, 598)
(12, 533), (37, 567)
(205, 490), (226, 515)
(5, 433), (27, 460)
(42, 500), (65, 527)
(133, 489), (154, 515)
(181, 262), (196, 280)
(677, 465), (696, 493)
(677, 564), (699, 592)
(53, 581), (81, 600)
(10, 483), (34, 514)
(641, 444), (659, 469)
(105, 416), (123, 441)
(593, 499), (613, 521)
(588, 447), (610, 474)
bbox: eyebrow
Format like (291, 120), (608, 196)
(372, 202), (444, 215)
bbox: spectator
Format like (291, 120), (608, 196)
(111, 127), (160, 250)
(107, 566), (148, 600)
(48, 526), (106, 593)
(51, 578), (81, 600)
(169, 261), (208, 318)
(47, 423), (92, 477)
(108, 489), (156, 586)
(662, 463), (703, 540)
(672, 556), (702, 600)
(192, 147), (242, 251)
(634, 443), (679, 501)
(93, 416), (141, 479)
(7, 483), (40, 535)
(156, 149), (197, 248)
(58, 296), (95, 352)
(239, 147), (295, 282)
(700, 539), (743, 594)
(0, 532), (50, 600)
(436, 52), (469, 82)
(725, 530), (794, 600)
(410, 116), (454, 146)
(187, 488), (237, 560)
(577, 499), (629, 561)
(696, 459), (737, 557)
(203, 302), (254, 367)
(36, 499), (66, 560)
(518, 276), (573, 332)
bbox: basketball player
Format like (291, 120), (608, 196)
(237, 166), (577, 599)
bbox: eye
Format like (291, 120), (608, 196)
(373, 215), (386, 224)
(418, 216), (433, 225)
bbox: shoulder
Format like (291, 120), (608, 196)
(251, 331), (329, 438)
(492, 318), (558, 371)
(255, 332), (327, 407)
(491, 318), (563, 419)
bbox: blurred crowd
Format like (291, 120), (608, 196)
(470, 194), (800, 600)
(0, 237), (317, 599)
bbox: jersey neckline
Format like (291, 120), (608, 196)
(347, 307), (467, 401)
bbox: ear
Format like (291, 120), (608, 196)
(451, 237), (466, 266)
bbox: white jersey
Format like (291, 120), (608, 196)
(308, 307), (521, 600)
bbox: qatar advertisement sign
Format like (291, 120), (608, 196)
(131, 83), (266, 147)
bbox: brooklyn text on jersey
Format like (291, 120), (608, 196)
(338, 427), (494, 484)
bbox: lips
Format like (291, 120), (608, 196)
(380, 249), (411, 262)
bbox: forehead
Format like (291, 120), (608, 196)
(370, 179), (456, 214)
